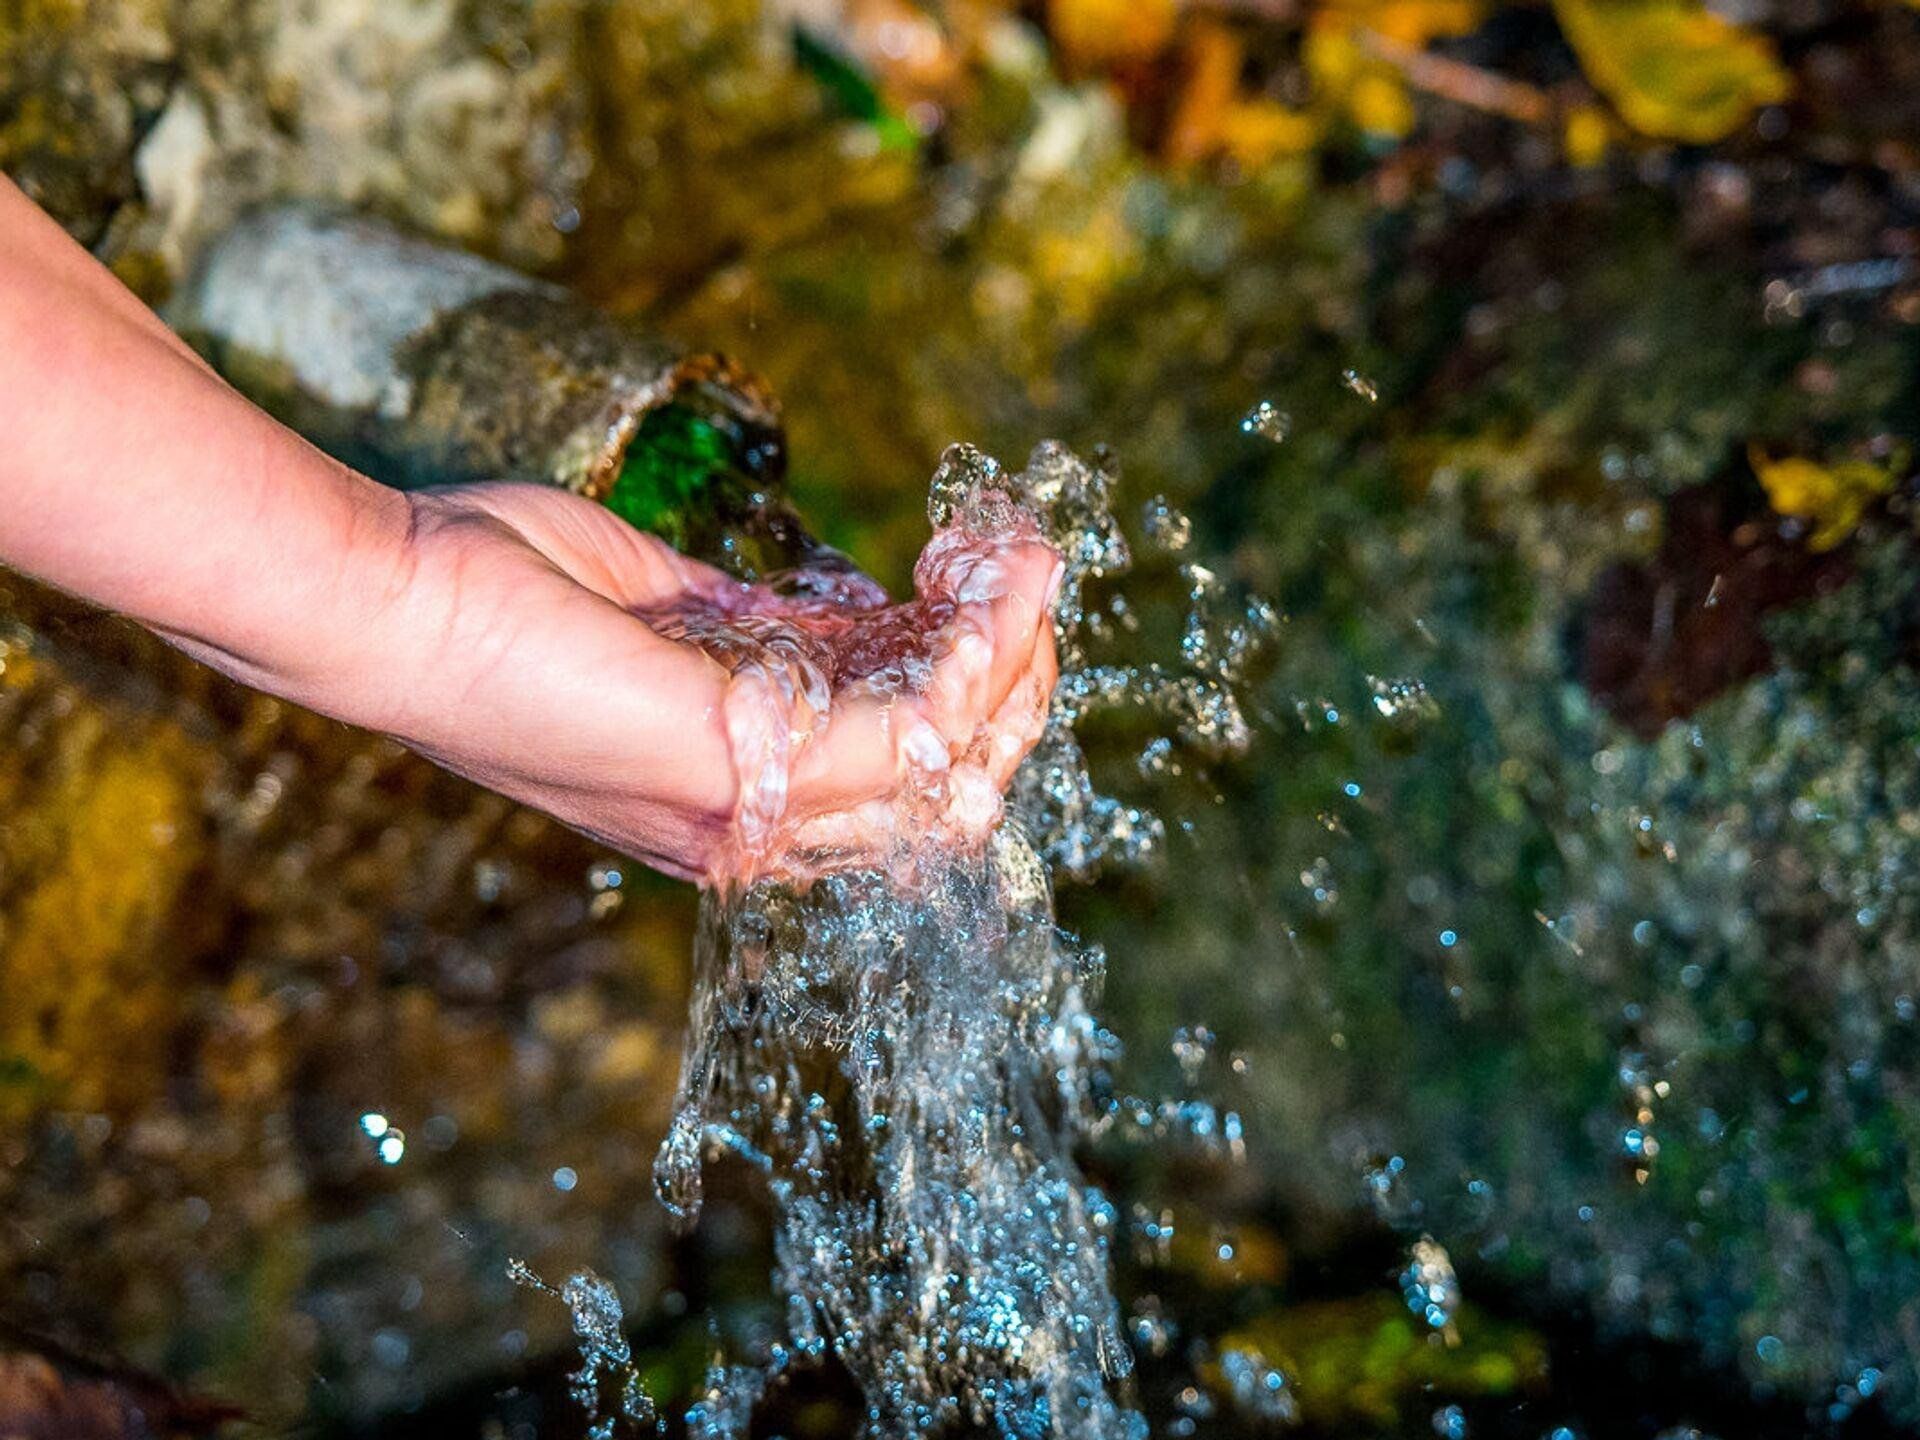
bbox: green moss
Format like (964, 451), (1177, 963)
(1222, 1295), (1547, 1427)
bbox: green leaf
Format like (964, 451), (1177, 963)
(792, 25), (921, 152)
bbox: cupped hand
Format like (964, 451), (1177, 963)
(370, 483), (1060, 886)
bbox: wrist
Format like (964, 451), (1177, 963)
(150, 458), (422, 723)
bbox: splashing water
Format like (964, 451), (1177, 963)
(507, 1259), (661, 1437)
(649, 441), (1274, 1437)
(1240, 400), (1292, 443)
(1219, 1348), (1298, 1427)
(1400, 1235), (1462, 1341)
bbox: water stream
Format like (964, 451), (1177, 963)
(535, 441), (1271, 1437)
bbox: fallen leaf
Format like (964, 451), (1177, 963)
(1749, 444), (1900, 550)
(1048, 0), (1180, 72)
(1553, 0), (1790, 143)
(1563, 103), (1612, 166)
(1167, 19), (1320, 165)
(1306, 0), (1485, 139)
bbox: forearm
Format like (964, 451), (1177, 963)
(0, 176), (417, 707)
(0, 178), (746, 868)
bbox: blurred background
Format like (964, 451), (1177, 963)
(5, 0), (1920, 1435)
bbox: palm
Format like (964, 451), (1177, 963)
(393, 483), (1059, 885)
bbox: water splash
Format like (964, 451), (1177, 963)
(1240, 400), (1292, 443)
(1400, 1235), (1462, 1341)
(507, 1259), (661, 1437)
(649, 441), (1274, 1436)
(1219, 1348), (1298, 1426)
(1141, 494), (1194, 552)
(1368, 674), (1439, 724)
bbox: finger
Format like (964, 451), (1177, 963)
(446, 481), (737, 609)
(783, 690), (929, 821)
(924, 540), (1061, 744)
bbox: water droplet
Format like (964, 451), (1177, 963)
(1220, 1348), (1296, 1424)
(511, 1260), (661, 1434)
(1401, 1235), (1461, 1336)
(1141, 495), (1194, 552)
(1240, 400), (1292, 443)
(1369, 674), (1439, 722)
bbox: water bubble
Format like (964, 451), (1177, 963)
(926, 442), (1001, 528)
(652, 1104), (705, 1224)
(1137, 736), (1177, 777)
(1170, 1025), (1215, 1083)
(1127, 1298), (1176, 1356)
(1301, 857), (1339, 911)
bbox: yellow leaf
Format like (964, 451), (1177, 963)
(1048, 0), (1179, 71)
(1350, 71), (1416, 137)
(1218, 99), (1324, 165)
(1306, 0), (1480, 141)
(1167, 19), (1320, 167)
(1305, 26), (1367, 95)
(1749, 445), (1898, 551)
(1318, 0), (1484, 47)
(1563, 104), (1612, 166)
(1553, 0), (1790, 142)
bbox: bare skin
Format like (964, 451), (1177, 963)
(0, 177), (1059, 884)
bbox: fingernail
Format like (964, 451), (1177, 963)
(901, 719), (951, 776)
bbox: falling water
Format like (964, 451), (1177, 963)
(507, 1259), (661, 1438)
(635, 442), (1271, 1437)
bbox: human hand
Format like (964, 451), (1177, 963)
(368, 483), (1061, 886)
